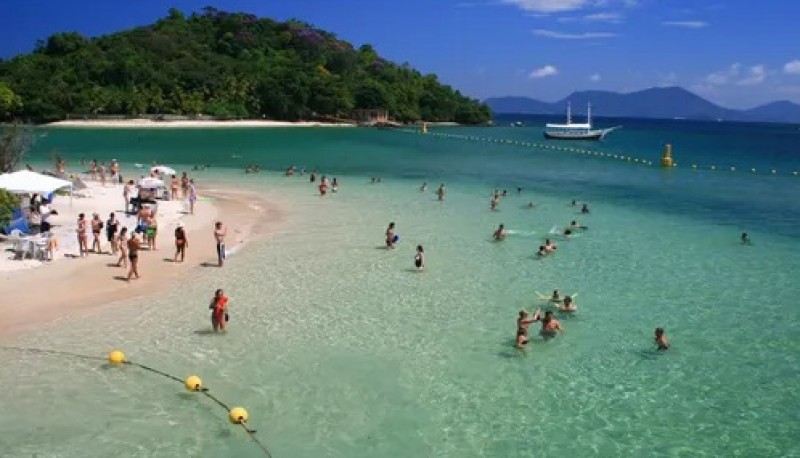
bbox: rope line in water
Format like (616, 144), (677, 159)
(399, 129), (800, 177)
(0, 346), (273, 458)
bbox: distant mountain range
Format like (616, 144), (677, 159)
(484, 87), (800, 124)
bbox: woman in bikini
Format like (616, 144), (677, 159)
(126, 233), (141, 280)
(90, 214), (104, 253)
(174, 222), (187, 262)
(76, 213), (89, 257)
(115, 227), (128, 268)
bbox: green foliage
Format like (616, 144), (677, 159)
(0, 124), (33, 173)
(0, 82), (23, 119)
(0, 9), (490, 124)
(0, 188), (19, 228)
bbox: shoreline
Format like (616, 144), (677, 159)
(45, 119), (356, 128)
(0, 187), (284, 339)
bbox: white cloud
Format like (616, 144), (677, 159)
(500, 0), (591, 13)
(736, 65), (766, 86)
(533, 29), (617, 39)
(662, 21), (709, 28)
(529, 65), (559, 78)
(784, 60), (800, 75)
(589, 73), (601, 82)
(706, 63), (740, 86)
(584, 12), (623, 22)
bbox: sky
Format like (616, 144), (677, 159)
(2, 0), (800, 109)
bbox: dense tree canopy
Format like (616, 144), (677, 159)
(0, 8), (491, 124)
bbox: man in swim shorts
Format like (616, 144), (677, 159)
(540, 311), (563, 339)
(214, 221), (227, 267)
(386, 222), (396, 249)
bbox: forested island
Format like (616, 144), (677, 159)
(0, 7), (490, 124)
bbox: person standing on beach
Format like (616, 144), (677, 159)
(181, 172), (189, 199)
(437, 184), (446, 201)
(90, 213), (104, 254)
(385, 222), (396, 249)
(170, 175), (180, 200)
(214, 221), (227, 267)
(115, 227), (128, 268)
(126, 232), (141, 280)
(174, 222), (187, 262)
(209, 289), (229, 332)
(414, 245), (425, 271)
(146, 209), (158, 250)
(188, 179), (197, 215)
(89, 160), (97, 181)
(76, 213), (89, 257)
(99, 162), (107, 187)
(123, 180), (134, 214)
(106, 213), (119, 256)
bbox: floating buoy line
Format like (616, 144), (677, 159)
(398, 129), (799, 177)
(0, 346), (273, 458)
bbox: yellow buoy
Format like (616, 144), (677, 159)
(185, 375), (203, 392)
(661, 144), (674, 167)
(108, 350), (126, 365)
(229, 407), (249, 424)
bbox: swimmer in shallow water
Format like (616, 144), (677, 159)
(516, 308), (541, 350)
(655, 327), (669, 350)
(545, 239), (557, 252)
(558, 296), (577, 312)
(540, 311), (563, 338)
(581, 203), (590, 214)
(493, 224), (506, 241)
(525, 202), (535, 209)
(570, 220), (586, 230)
(536, 245), (547, 257)
(741, 232), (751, 245)
(550, 290), (561, 302)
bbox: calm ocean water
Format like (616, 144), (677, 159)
(2, 119), (799, 457)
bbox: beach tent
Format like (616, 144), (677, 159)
(0, 170), (73, 206)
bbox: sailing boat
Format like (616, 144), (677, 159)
(543, 102), (619, 140)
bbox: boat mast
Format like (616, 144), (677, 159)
(567, 102), (572, 125)
(587, 102), (592, 126)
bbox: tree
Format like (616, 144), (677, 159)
(0, 188), (20, 229)
(0, 82), (22, 119)
(0, 124), (33, 173)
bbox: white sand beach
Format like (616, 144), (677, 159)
(46, 119), (356, 128)
(0, 179), (284, 337)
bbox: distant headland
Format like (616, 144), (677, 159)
(485, 87), (800, 124)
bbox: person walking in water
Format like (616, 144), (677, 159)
(414, 245), (425, 271)
(437, 183), (446, 201)
(741, 232), (751, 245)
(209, 289), (229, 333)
(493, 224), (506, 241)
(214, 221), (227, 267)
(385, 222), (396, 249)
(655, 327), (670, 350)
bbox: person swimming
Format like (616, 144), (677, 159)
(570, 220), (586, 230)
(655, 327), (669, 350)
(525, 202), (535, 209)
(536, 245), (547, 257)
(550, 290), (561, 302)
(493, 224), (507, 241)
(545, 239), (557, 252)
(581, 203), (590, 214)
(563, 228), (573, 238)
(741, 232), (751, 245)
(490, 194), (499, 211)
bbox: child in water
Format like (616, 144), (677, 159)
(414, 245), (425, 271)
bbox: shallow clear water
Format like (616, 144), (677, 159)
(2, 123), (799, 457)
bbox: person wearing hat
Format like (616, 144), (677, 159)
(174, 221), (188, 262)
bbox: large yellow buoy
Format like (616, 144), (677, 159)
(108, 350), (126, 365)
(229, 407), (249, 424)
(185, 375), (203, 392)
(661, 144), (674, 168)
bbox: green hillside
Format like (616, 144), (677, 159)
(0, 7), (490, 124)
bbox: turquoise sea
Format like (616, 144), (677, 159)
(1, 118), (799, 457)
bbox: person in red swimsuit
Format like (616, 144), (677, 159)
(209, 289), (229, 332)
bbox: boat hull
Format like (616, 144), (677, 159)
(543, 131), (605, 140)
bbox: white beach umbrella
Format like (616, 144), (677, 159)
(151, 165), (177, 176)
(138, 177), (164, 188)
